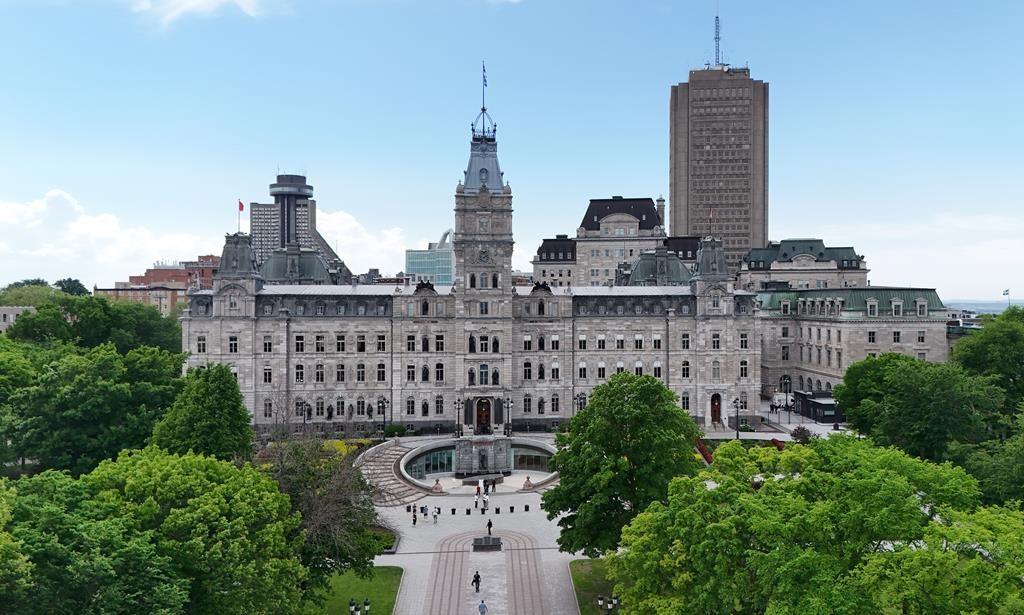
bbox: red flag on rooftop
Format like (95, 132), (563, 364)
(238, 200), (245, 212)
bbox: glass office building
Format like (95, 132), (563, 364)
(405, 229), (455, 286)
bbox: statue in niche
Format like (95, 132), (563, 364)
(478, 449), (488, 471)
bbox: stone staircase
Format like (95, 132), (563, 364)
(358, 443), (428, 507)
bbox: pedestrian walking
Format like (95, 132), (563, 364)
(412, 513), (417, 527)
(478, 599), (488, 614)
(471, 571), (481, 593)
(433, 507), (438, 524)
(486, 519), (493, 536)
(483, 494), (489, 509)
(476, 484), (481, 496)
(474, 494), (479, 509)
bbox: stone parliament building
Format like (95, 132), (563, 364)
(182, 105), (951, 436)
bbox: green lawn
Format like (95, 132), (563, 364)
(570, 558), (617, 615)
(307, 566), (402, 615)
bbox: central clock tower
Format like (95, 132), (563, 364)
(453, 105), (514, 298)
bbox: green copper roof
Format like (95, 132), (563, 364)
(758, 287), (946, 311)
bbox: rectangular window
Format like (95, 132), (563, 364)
(377, 364), (386, 382)
(295, 365), (304, 383)
(551, 336), (560, 350)
(578, 336), (587, 350)
(407, 364), (415, 382)
(435, 396), (444, 415)
(597, 336), (606, 350)
(315, 364), (324, 383)
(681, 362), (690, 378)
(435, 363), (445, 382)
(315, 334), (325, 353)
(263, 335), (272, 353)
(357, 399), (365, 415)
(634, 364), (643, 376)
(523, 336), (532, 351)
(739, 333), (748, 349)
(196, 335), (207, 354)
(523, 396), (532, 413)
(712, 333), (721, 350)
(681, 394), (690, 411)
(228, 335), (238, 354)
(597, 365), (606, 379)
(406, 399), (415, 415)
(781, 327), (789, 338)
(295, 335), (304, 353)
(917, 352), (926, 360)
(837, 351), (843, 368)
(893, 331), (901, 343)
(551, 396), (559, 413)
(579, 366), (587, 379)
(315, 399), (324, 416)
(740, 362), (748, 378)
(837, 330), (842, 343)
(781, 346), (789, 360)
(653, 365), (662, 378)
(523, 363), (532, 380)
(263, 399), (273, 418)
(551, 365), (560, 380)
(356, 364), (365, 382)
(336, 335), (345, 352)
(681, 333), (690, 349)
(355, 335), (365, 352)
(435, 335), (445, 352)
(479, 337), (490, 353)
(653, 335), (662, 350)
(868, 303), (878, 317)
(479, 302), (489, 315)
(377, 335), (386, 352)
(263, 367), (272, 383)
(615, 335), (624, 350)
(868, 331), (877, 344)
(336, 364), (345, 382)
(406, 335), (416, 352)
(893, 303), (903, 317)
(634, 335), (643, 350)
(917, 331), (925, 343)
(918, 303), (927, 316)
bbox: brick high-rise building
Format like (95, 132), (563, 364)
(669, 59), (768, 271)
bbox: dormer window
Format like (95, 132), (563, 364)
(917, 301), (927, 316)
(228, 296), (237, 309)
(867, 300), (878, 317)
(892, 301), (903, 317)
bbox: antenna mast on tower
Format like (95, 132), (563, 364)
(714, 11), (721, 66)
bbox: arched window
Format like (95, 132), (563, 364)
(492, 337), (500, 353)
(740, 392), (748, 409)
(523, 394), (532, 413)
(469, 335), (476, 353)
(538, 363), (545, 380)
(799, 375), (805, 390)
(816, 379), (822, 391)
(422, 365), (429, 382)
(469, 274), (476, 289)
(406, 397), (415, 415)
(421, 299), (429, 315)
(480, 275), (487, 289)
(468, 368), (475, 386)
(538, 301), (545, 316)
(538, 336), (545, 351)
(479, 364), (489, 385)
(634, 360), (643, 376)
(421, 401), (429, 417)
(492, 273), (498, 288)
(435, 395), (444, 414)
(491, 369), (499, 386)
(826, 382), (832, 392)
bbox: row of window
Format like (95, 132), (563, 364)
(780, 300), (929, 318)
(198, 331), (753, 355)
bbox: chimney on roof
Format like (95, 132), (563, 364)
(656, 196), (666, 226)
(612, 195), (623, 199)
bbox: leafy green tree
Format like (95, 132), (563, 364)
(541, 373), (701, 557)
(953, 411), (1024, 505)
(7, 295), (180, 353)
(606, 437), (985, 615)
(0, 481), (33, 610)
(6, 471), (187, 615)
(52, 278), (89, 296)
(9, 344), (182, 475)
(151, 363), (252, 461)
(261, 435), (382, 591)
(5, 279), (49, 289)
(0, 282), (62, 307)
(835, 355), (1003, 462)
(953, 306), (1024, 414)
(83, 448), (307, 615)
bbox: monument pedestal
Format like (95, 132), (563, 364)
(454, 435), (511, 477)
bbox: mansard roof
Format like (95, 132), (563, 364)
(535, 235), (576, 259)
(757, 287), (945, 311)
(579, 197), (661, 231)
(744, 239), (862, 268)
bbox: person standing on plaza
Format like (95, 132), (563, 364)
(471, 571), (481, 593)
(483, 493), (489, 510)
(412, 512), (417, 527)
(486, 519), (493, 536)
(478, 599), (488, 614)
(433, 507), (438, 524)
(474, 494), (479, 509)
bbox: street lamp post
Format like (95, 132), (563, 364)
(502, 398), (514, 436)
(377, 397), (390, 436)
(574, 392), (587, 417)
(452, 399), (463, 438)
(733, 397), (740, 440)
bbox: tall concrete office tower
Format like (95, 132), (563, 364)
(669, 16), (768, 271)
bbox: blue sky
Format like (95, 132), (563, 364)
(0, 0), (1021, 300)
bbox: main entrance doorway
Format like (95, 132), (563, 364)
(710, 394), (722, 424)
(475, 399), (491, 435)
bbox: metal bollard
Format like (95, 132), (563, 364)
(466, 508), (471, 515)
(509, 505), (514, 513)
(524, 504), (530, 512)
(495, 507), (500, 514)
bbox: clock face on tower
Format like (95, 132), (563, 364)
(478, 249), (492, 264)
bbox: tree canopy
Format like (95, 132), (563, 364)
(605, 437), (1008, 615)
(541, 372), (702, 557)
(0, 283), (64, 307)
(952, 306), (1024, 414)
(52, 278), (90, 296)
(151, 363), (252, 461)
(834, 354), (1003, 461)
(7, 343), (183, 475)
(7, 294), (180, 353)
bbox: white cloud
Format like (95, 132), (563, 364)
(130, 0), (265, 24)
(0, 190), (224, 288)
(314, 209), (408, 276)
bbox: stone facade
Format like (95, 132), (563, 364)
(183, 113), (761, 435)
(0, 306), (32, 335)
(757, 288), (949, 398)
(739, 239), (868, 291)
